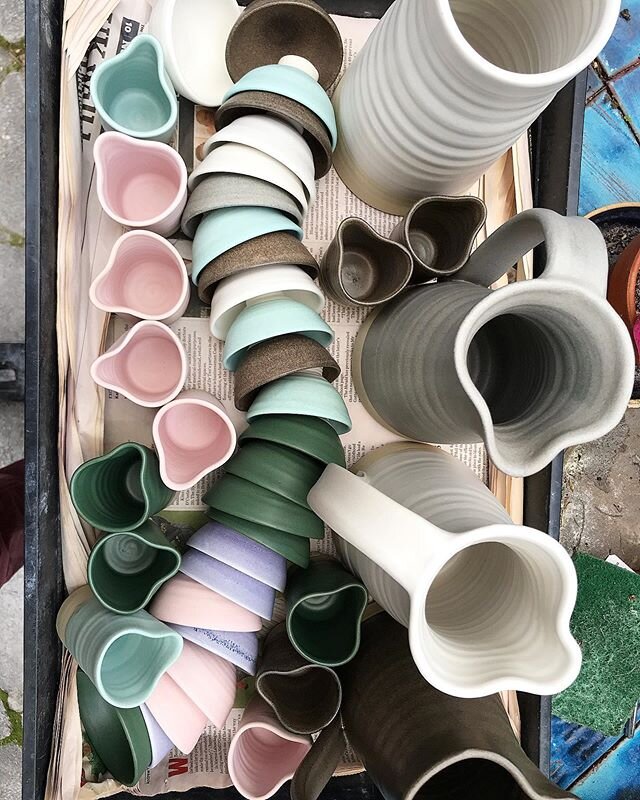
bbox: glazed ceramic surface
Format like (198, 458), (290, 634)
(333, 0), (620, 212)
(238, 415), (345, 468)
(90, 231), (189, 324)
(224, 63), (337, 148)
(256, 622), (342, 734)
(90, 34), (177, 142)
(341, 614), (577, 800)
(390, 195), (487, 282)
(223, 298), (333, 371)
(57, 586), (183, 708)
(210, 265), (324, 340)
(94, 132), (187, 235)
(246, 373), (352, 435)
(191, 206), (304, 285)
(286, 558), (368, 667)
(182, 174), (304, 240)
(140, 704), (174, 768)
(203, 115), (316, 202)
(88, 521), (181, 614)
(145, 672), (207, 754)
(308, 444), (582, 697)
(69, 442), (175, 533)
(152, 390), (237, 491)
(166, 639), (237, 728)
(228, 694), (312, 800)
(354, 210), (635, 476)
(225, 0), (343, 90)
(149, 572), (262, 632)
(180, 547), (276, 620)
(147, 0), (240, 107)
(608, 233), (640, 362)
(91, 320), (187, 407)
(76, 669), (152, 786)
(320, 217), (412, 307)
(171, 624), (259, 674)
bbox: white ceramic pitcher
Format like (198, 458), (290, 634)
(307, 442), (582, 699)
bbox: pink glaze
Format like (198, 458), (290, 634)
(90, 320), (187, 407)
(167, 639), (237, 728)
(149, 573), (262, 632)
(94, 131), (187, 236)
(145, 672), (207, 754)
(90, 231), (189, 323)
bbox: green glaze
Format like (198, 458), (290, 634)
(204, 474), (324, 539)
(224, 441), (324, 509)
(286, 559), (368, 667)
(239, 414), (346, 468)
(77, 670), (152, 786)
(206, 508), (310, 568)
(88, 521), (181, 614)
(70, 442), (175, 533)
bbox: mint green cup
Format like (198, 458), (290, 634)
(57, 586), (183, 708)
(88, 521), (181, 614)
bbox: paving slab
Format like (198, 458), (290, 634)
(0, 743), (21, 800)
(0, 0), (23, 44)
(0, 243), (24, 341)
(0, 70), (24, 236)
(0, 570), (23, 713)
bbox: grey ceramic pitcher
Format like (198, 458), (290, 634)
(353, 209), (635, 477)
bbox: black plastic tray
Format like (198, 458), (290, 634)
(23, 0), (586, 797)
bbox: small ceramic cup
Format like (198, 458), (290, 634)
(608, 232), (640, 362)
(286, 558), (368, 667)
(140, 704), (174, 768)
(188, 521), (287, 592)
(89, 231), (189, 324)
(256, 622), (342, 735)
(170, 624), (260, 675)
(90, 34), (178, 143)
(228, 694), (312, 800)
(238, 414), (346, 467)
(389, 195), (487, 283)
(91, 320), (187, 407)
(246, 373), (352, 435)
(210, 265), (325, 340)
(320, 218), (413, 307)
(224, 0), (343, 90)
(145, 672), (207, 754)
(234, 334), (340, 411)
(149, 572), (262, 632)
(152, 390), (237, 491)
(224, 440), (325, 508)
(94, 132), (187, 236)
(69, 442), (175, 533)
(87, 520), (181, 614)
(191, 206), (304, 286)
(204, 474), (325, 539)
(180, 547), (276, 620)
(57, 585), (183, 708)
(76, 669), (152, 787)
(166, 639), (237, 728)
(206, 508), (311, 569)
(223, 298), (333, 372)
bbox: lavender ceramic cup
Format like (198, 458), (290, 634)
(169, 624), (259, 675)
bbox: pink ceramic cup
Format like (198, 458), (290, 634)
(94, 131), (188, 236)
(152, 390), (237, 491)
(90, 231), (190, 324)
(167, 639), (237, 728)
(228, 694), (312, 800)
(145, 672), (208, 754)
(90, 320), (187, 407)
(149, 573), (262, 632)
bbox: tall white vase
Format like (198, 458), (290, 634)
(333, 0), (620, 213)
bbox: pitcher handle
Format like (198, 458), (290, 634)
(453, 208), (608, 296)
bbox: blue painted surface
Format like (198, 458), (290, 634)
(572, 728), (640, 800)
(599, 0), (640, 74)
(550, 717), (622, 790)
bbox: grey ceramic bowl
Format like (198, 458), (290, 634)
(181, 173), (304, 239)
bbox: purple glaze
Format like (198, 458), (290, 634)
(169, 623), (259, 675)
(140, 703), (174, 768)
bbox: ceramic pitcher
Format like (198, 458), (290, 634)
(332, 0), (620, 212)
(307, 442), (581, 698)
(353, 210), (635, 477)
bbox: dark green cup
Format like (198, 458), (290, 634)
(224, 440), (324, 508)
(70, 442), (175, 533)
(286, 558), (368, 667)
(238, 414), (346, 468)
(76, 669), (152, 786)
(204, 474), (325, 539)
(87, 521), (181, 614)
